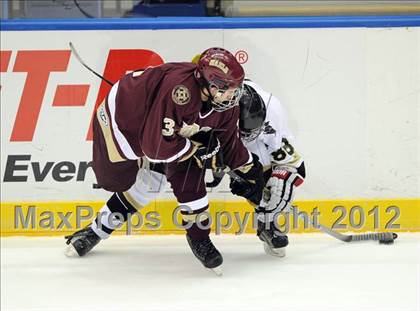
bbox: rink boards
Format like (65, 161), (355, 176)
(1, 199), (419, 236)
(1, 16), (419, 235)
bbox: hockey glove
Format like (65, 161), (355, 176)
(260, 162), (305, 214)
(190, 131), (224, 171)
(229, 153), (265, 206)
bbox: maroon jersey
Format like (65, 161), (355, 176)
(99, 62), (250, 170)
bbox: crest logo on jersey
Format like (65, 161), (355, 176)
(209, 59), (229, 74)
(172, 85), (190, 106)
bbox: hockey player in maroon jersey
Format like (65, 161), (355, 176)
(67, 79), (305, 265)
(81, 78), (306, 261)
(64, 48), (265, 274)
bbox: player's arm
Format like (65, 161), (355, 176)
(230, 153), (265, 206)
(262, 96), (306, 214)
(182, 129), (224, 171)
(262, 136), (306, 211)
(215, 107), (265, 205)
(216, 107), (252, 169)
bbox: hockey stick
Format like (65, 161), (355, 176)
(214, 169), (397, 244)
(293, 208), (397, 244)
(69, 41), (113, 190)
(69, 42), (114, 86)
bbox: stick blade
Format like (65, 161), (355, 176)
(379, 232), (398, 244)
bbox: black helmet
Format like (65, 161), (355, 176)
(239, 84), (266, 142)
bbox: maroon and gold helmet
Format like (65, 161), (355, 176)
(195, 47), (245, 112)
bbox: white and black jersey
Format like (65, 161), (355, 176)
(242, 80), (302, 170)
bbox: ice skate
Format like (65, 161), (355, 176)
(64, 226), (101, 257)
(257, 220), (288, 257)
(186, 235), (223, 276)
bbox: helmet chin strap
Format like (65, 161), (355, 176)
(201, 85), (218, 106)
(199, 87), (214, 114)
(200, 86), (211, 100)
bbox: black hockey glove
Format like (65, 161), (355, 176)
(230, 153), (265, 206)
(190, 130), (224, 171)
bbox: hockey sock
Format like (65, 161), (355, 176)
(182, 206), (211, 240)
(91, 192), (138, 239)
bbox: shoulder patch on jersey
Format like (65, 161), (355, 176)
(172, 85), (190, 106)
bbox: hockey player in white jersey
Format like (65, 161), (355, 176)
(228, 79), (306, 257)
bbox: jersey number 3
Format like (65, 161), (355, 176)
(162, 118), (175, 136)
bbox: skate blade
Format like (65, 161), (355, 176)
(64, 243), (79, 257)
(210, 266), (223, 276)
(263, 243), (286, 258)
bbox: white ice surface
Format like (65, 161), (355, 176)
(1, 234), (419, 311)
